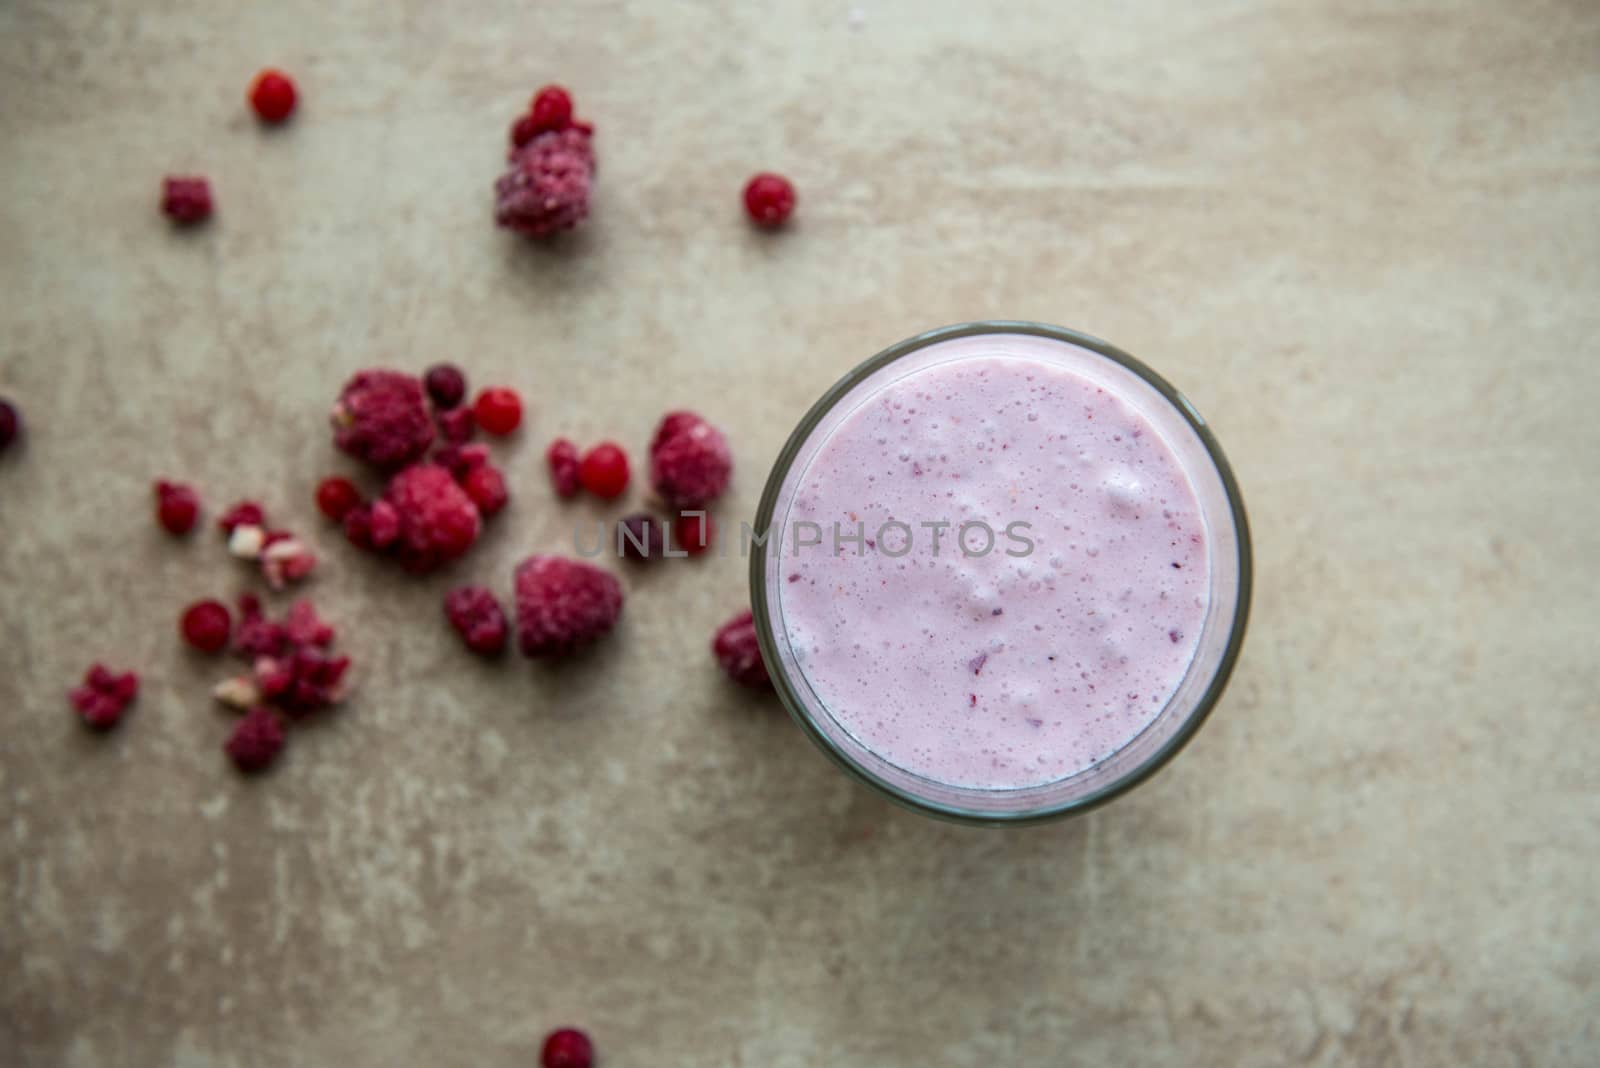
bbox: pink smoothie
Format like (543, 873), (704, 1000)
(775, 350), (1210, 789)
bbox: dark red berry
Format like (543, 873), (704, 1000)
(424, 363), (467, 409)
(529, 85), (574, 133)
(473, 387), (522, 436)
(617, 512), (665, 560)
(578, 442), (629, 499)
(444, 586), (509, 656)
(712, 609), (771, 688)
(161, 177), (213, 224)
(218, 500), (266, 534)
(743, 172), (796, 227)
(437, 405), (476, 444)
(154, 481), (201, 536)
(249, 69), (297, 123)
(674, 512), (715, 556)
(315, 476), (362, 522)
(226, 706), (286, 772)
(331, 369), (436, 469)
(180, 600), (233, 653)
(461, 464), (509, 516)
(510, 113), (542, 148)
(69, 664), (139, 730)
(546, 438), (581, 498)
(0, 398), (19, 453)
(540, 1028), (593, 1068)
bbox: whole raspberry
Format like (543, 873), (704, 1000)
(69, 664), (139, 730)
(743, 172), (796, 228)
(331, 370), (437, 469)
(494, 127), (595, 238)
(384, 463), (482, 573)
(472, 387), (522, 436)
(649, 412), (732, 509)
(444, 586), (509, 656)
(617, 512), (665, 561)
(180, 600), (233, 653)
(437, 406), (476, 443)
(218, 500), (266, 535)
(226, 707), (286, 773)
(462, 464), (509, 516)
(0, 398), (20, 453)
(540, 1028), (594, 1068)
(161, 177), (213, 224)
(712, 609), (771, 688)
(546, 438), (581, 498)
(515, 555), (624, 658)
(579, 442), (629, 499)
(154, 480), (201, 536)
(315, 476), (363, 522)
(674, 511), (715, 556)
(249, 69), (297, 124)
(423, 363), (467, 409)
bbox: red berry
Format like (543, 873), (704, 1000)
(315, 476), (362, 522)
(546, 438), (581, 498)
(180, 600), (233, 654)
(529, 85), (574, 133)
(461, 464), (509, 516)
(434, 442), (490, 479)
(0, 398), (19, 453)
(161, 176), (213, 224)
(69, 664), (139, 730)
(424, 363), (467, 409)
(226, 706), (287, 772)
(154, 480), (201, 536)
(712, 609), (771, 688)
(510, 113), (542, 148)
(384, 463), (481, 573)
(674, 512), (715, 556)
(515, 556), (624, 658)
(743, 172), (796, 227)
(444, 586), (509, 656)
(437, 406), (476, 444)
(578, 442), (629, 499)
(495, 127), (595, 237)
(617, 512), (665, 561)
(473, 387), (522, 436)
(218, 500), (266, 534)
(332, 369), (437, 469)
(649, 411), (733, 509)
(249, 69), (297, 123)
(540, 1028), (593, 1068)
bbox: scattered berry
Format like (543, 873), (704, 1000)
(495, 127), (595, 237)
(161, 177), (213, 224)
(248, 69), (297, 124)
(578, 442), (629, 499)
(515, 555), (624, 657)
(384, 463), (482, 573)
(648, 411), (732, 509)
(674, 512), (715, 556)
(444, 586), (509, 656)
(283, 599), (335, 647)
(540, 1028), (594, 1068)
(315, 476), (363, 522)
(424, 363), (467, 409)
(0, 398), (19, 453)
(712, 609), (771, 688)
(233, 594), (284, 658)
(331, 370), (437, 469)
(743, 172), (796, 228)
(437, 405), (477, 443)
(617, 512), (665, 561)
(546, 438), (581, 498)
(69, 664), (139, 730)
(461, 463), (509, 516)
(225, 707), (287, 772)
(180, 600), (233, 654)
(261, 536), (317, 590)
(218, 500), (266, 535)
(472, 387), (522, 436)
(529, 85), (575, 133)
(154, 480), (201, 536)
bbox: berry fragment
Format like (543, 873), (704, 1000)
(180, 600), (233, 653)
(461, 463), (509, 516)
(0, 398), (19, 453)
(712, 609), (771, 688)
(384, 463), (482, 573)
(437, 406), (476, 443)
(161, 177), (213, 224)
(424, 363), (467, 409)
(248, 69), (297, 124)
(218, 500), (265, 535)
(472, 387), (522, 436)
(69, 664), (139, 730)
(648, 411), (732, 509)
(331, 370), (436, 469)
(315, 476), (362, 522)
(546, 438), (581, 498)
(510, 114), (542, 148)
(578, 442), (629, 499)
(495, 127), (595, 237)
(225, 707), (286, 772)
(540, 1028), (594, 1068)
(444, 586), (509, 656)
(617, 513), (665, 560)
(515, 555), (624, 657)
(528, 85), (575, 133)
(743, 172), (796, 228)
(434, 443), (491, 479)
(674, 512), (715, 556)
(154, 480), (201, 536)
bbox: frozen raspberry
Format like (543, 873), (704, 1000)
(423, 363), (467, 409)
(434, 443), (491, 479)
(233, 594), (287, 657)
(712, 609), (771, 688)
(284, 599), (335, 647)
(472, 387), (522, 436)
(529, 85), (574, 132)
(0, 398), (19, 453)
(225, 707), (286, 773)
(462, 464), (509, 516)
(161, 176), (213, 224)
(248, 69), (297, 123)
(437, 406), (476, 444)
(279, 650), (351, 716)
(154, 480), (201, 536)
(261, 536), (317, 590)
(649, 411), (732, 509)
(69, 664), (139, 730)
(331, 370), (436, 469)
(743, 172), (796, 228)
(546, 438), (581, 498)
(540, 1028), (594, 1068)
(180, 600), (233, 653)
(494, 127), (595, 237)
(384, 463), (481, 573)
(315, 476), (362, 522)
(218, 500), (266, 535)
(515, 555), (624, 658)
(674, 512), (715, 556)
(579, 442), (629, 499)
(444, 586), (509, 656)
(617, 513), (665, 561)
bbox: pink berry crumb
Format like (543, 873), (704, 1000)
(444, 586), (509, 656)
(70, 664), (139, 730)
(515, 555), (624, 658)
(218, 500), (266, 535)
(161, 177), (213, 224)
(540, 1028), (594, 1068)
(225, 706), (286, 772)
(712, 609), (771, 688)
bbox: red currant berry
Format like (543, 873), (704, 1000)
(674, 511), (715, 556)
(314, 476), (362, 522)
(578, 442), (629, 499)
(154, 480), (201, 536)
(249, 69), (297, 124)
(180, 599), (232, 653)
(473, 387), (522, 436)
(528, 85), (574, 133)
(540, 1028), (593, 1068)
(743, 172), (796, 228)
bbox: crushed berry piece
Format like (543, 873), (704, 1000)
(161, 177), (213, 224)
(180, 600), (232, 653)
(743, 172), (796, 228)
(434, 443), (491, 479)
(546, 438), (581, 498)
(0, 398), (19, 453)
(385, 463), (481, 573)
(495, 127), (595, 237)
(331, 370), (437, 469)
(578, 442), (630, 499)
(515, 555), (624, 658)
(248, 69), (297, 124)
(261, 536), (316, 590)
(212, 675), (261, 710)
(649, 411), (732, 509)
(462, 464), (509, 516)
(225, 707), (286, 773)
(154, 480), (201, 536)
(284, 599), (335, 647)
(444, 586), (509, 656)
(617, 513), (665, 560)
(437, 405), (476, 444)
(472, 387), (522, 436)
(280, 650), (351, 716)
(423, 363), (467, 409)
(712, 609), (771, 688)
(528, 85), (574, 133)
(540, 1028), (594, 1068)
(69, 664), (139, 730)
(218, 500), (266, 535)
(1169, 629), (1183, 643)
(233, 594), (287, 657)
(315, 476), (363, 522)
(673, 511), (715, 556)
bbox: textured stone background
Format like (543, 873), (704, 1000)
(2, 1), (1597, 1065)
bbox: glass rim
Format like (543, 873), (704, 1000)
(749, 320), (1254, 826)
